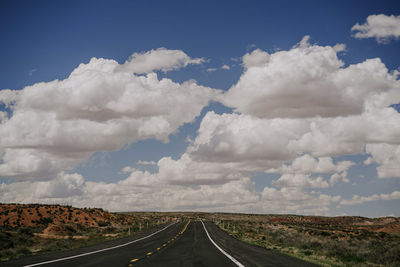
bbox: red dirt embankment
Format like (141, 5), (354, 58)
(0, 203), (133, 232)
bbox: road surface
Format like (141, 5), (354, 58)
(3, 220), (318, 267)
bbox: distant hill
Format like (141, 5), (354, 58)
(0, 203), (130, 229)
(0, 203), (175, 261)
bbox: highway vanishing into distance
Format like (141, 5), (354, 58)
(4, 220), (317, 267)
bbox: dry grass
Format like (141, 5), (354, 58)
(2, 205), (399, 266)
(0, 204), (176, 261)
(207, 213), (400, 267)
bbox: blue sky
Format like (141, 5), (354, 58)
(0, 0), (400, 217)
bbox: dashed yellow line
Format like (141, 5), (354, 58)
(127, 220), (191, 265)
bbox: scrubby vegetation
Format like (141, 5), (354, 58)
(2, 205), (399, 266)
(209, 214), (400, 266)
(0, 203), (176, 261)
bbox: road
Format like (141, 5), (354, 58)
(3, 221), (318, 267)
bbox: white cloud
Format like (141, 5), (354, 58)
(188, 110), (389, 168)
(365, 144), (400, 178)
(0, 111), (7, 122)
(0, 89), (18, 108)
(35, 172), (85, 198)
(117, 48), (204, 74)
(188, 111), (308, 169)
(0, 170), (341, 215)
(364, 157), (374, 165)
(279, 154), (354, 175)
(120, 166), (137, 174)
(187, 97), (400, 187)
(186, 38), (400, 197)
(242, 49), (270, 69)
(222, 36), (400, 118)
(352, 14), (400, 43)
(221, 64), (230, 70)
(0, 172), (85, 203)
(1, 38), (399, 216)
(121, 154), (246, 187)
(137, 160), (157, 166)
(207, 68), (217, 72)
(290, 106), (400, 157)
(0, 173), (259, 212)
(212, 108), (396, 167)
(329, 172), (350, 185)
(273, 174), (330, 188)
(340, 191), (400, 206)
(0, 51), (220, 180)
(260, 187), (340, 215)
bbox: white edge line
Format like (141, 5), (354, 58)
(23, 222), (177, 267)
(201, 220), (244, 267)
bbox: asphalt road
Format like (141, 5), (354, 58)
(3, 221), (318, 267)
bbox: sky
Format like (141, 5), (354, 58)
(0, 0), (400, 217)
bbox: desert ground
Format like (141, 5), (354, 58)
(1, 204), (399, 266)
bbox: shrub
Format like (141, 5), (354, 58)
(0, 232), (13, 250)
(38, 217), (53, 225)
(16, 247), (31, 256)
(98, 221), (110, 227)
(18, 227), (33, 237)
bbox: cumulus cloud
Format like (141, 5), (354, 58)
(0, 170), (341, 215)
(222, 36), (400, 118)
(137, 160), (157, 166)
(188, 111), (308, 167)
(120, 166), (137, 174)
(340, 191), (400, 206)
(329, 172), (350, 185)
(261, 187), (341, 215)
(1, 38), (399, 215)
(0, 149), (79, 180)
(279, 154), (354, 174)
(0, 50), (220, 180)
(278, 154), (353, 186)
(185, 105), (400, 191)
(186, 34), (400, 189)
(0, 172), (84, 203)
(242, 49), (270, 69)
(273, 174), (330, 188)
(120, 154), (246, 187)
(35, 172), (85, 198)
(0, 173), (258, 211)
(292, 107), (400, 157)
(365, 144), (400, 178)
(352, 14), (400, 43)
(188, 107), (400, 166)
(0, 89), (18, 108)
(221, 64), (230, 70)
(0, 111), (8, 122)
(117, 48), (204, 74)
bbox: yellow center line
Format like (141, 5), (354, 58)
(128, 220), (191, 265)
